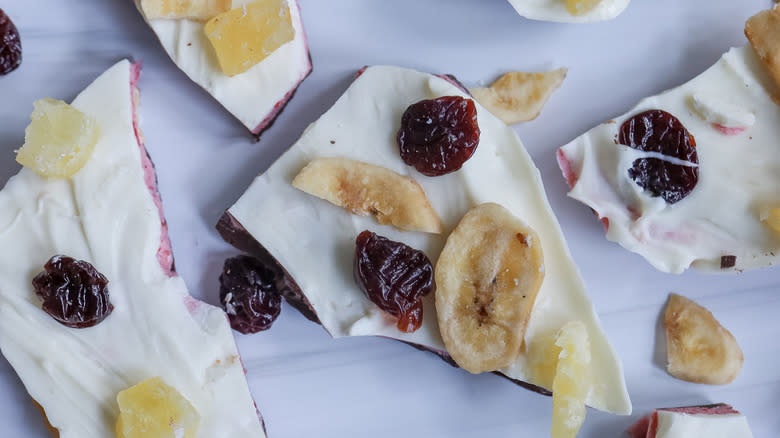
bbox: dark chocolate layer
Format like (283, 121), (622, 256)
(217, 211), (319, 323)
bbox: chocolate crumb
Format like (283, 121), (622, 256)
(720, 255), (737, 269)
(187, 42), (192, 46)
(330, 140), (335, 144)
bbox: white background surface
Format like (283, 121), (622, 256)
(1, 0), (779, 436)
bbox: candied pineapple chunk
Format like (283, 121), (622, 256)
(564, 0), (601, 16)
(205, 0), (295, 77)
(766, 208), (780, 234)
(16, 98), (100, 178)
(116, 377), (200, 438)
(141, 0), (231, 21)
(551, 321), (591, 438)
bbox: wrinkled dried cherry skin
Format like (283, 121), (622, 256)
(353, 231), (434, 332)
(32, 255), (113, 328)
(219, 255), (283, 334)
(397, 96), (480, 177)
(0, 9), (22, 75)
(618, 110), (698, 204)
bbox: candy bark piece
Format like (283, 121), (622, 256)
(220, 65), (631, 415)
(0, 61), (266, 438)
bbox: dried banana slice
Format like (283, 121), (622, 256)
(470, 69), (567, 125)
(745, 5), (780, 91)
(292, 157), (443, 234)
(435, 203), (544, 374)
(664, 293), (743, 385)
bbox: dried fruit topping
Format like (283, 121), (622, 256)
(354, 231), (434, 333)
(664, 293), (743, 385)
(765, 207), (780, 234)
(745, 6), (780, 91)
(0, 8), (21, 75)
(205, 0), (295, 77)
(551, 321), (591, 438)
(219, 255), (283, 334)
(32, 255), (113, 328)
(618, 110), (698, 204)
(292, 157), (443, 233)
(397, 96), (480, 176)
(435, 203), (544, 374)
(116, 377), (200, 438)
(564, 0), (601, 16)
(470, 68), (567, 125)
(16, 98), (100, 178)
(141, 0), (231, 21)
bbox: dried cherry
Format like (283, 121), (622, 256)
(32, 255), (113, 328)
(397, 96), (480, 176)
(618, 110), (698, 204)
(0, 9), (21, 76)
(353, 231), (434, 333)
(219, 255), (282, 334)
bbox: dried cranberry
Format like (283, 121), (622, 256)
(219, 255), (283, 334)
(32, 256), (113, 328)
(618, 110), (698, 204)
(0, 9), (21, 76)
(353, 231), (434, 333)
(397, 96), (480, 176)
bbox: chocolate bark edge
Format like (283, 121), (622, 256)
(216, 211), (319, 323)
(250, 51), (313, 141)
(400, 340), (552, 397)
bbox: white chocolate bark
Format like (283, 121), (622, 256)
(227, 65), (631, 415)
(656, 411), (754, 438)
(0, 61), (265, 438)
(558, 46), (780, 273)
(135, 0), (311, 134)
(507, 0), (630, 23)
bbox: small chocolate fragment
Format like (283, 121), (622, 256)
(720, 255), (737, 269)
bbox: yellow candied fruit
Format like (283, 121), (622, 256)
(564, 0), (601, 16)
(551, 321), (591, 438)
(16, 98), (100, 178)
(204, 0), (295, 77)
(116, 377), (200, 438)
(766, 208), (780, 234)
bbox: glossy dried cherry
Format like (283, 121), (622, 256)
(219, 255), (282, 334)
(618, 110), (698, 204)
(397, 96), (480, 176)
(32, 255), (113, 328)
(0, 9), (21, 75)
(353, 231), (434, 333)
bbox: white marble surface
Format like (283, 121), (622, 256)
(0, 0), (778, 436)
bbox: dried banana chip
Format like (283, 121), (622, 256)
(470, 68), (567, 125)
